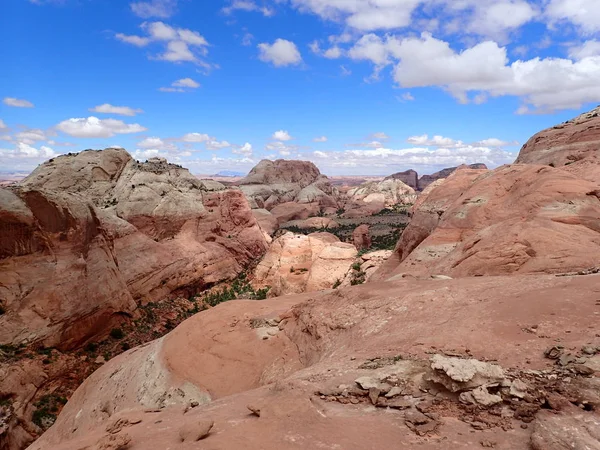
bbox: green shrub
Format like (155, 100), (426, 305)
(109, 328), (124, 340)
(351, 262), (362, 271)
(332, 279), (341, 289)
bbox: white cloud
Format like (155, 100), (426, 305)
(3, 97), (34, 108)
(272, 130), (293, 141)
(265, 140), (299, 156)
(546, 0), (600, 34)
(399, 92), (415, 101)
(180, 132), (211, 142)
(304, 145), (513, 175)
(370, 132), (389, 140)
(232, 142), (253, 156)
(115, 33), (151, 47)
(324, 46), (343, 59)
(14, 128), (49, 145)
(347, 31), (600, 113)
(0, 119), (7, 130)
(160, 78), (200, 92)
(258, 39), (302, 67)
(56, 116), (147, 138)
(242, 33), (254, 46)
(130, 0), (177, 18)
(116, 21), (211, 67)
(90, 104), (144, 116)
(569, 40), (600, 59)
(313, 136), (328, 142)
(2, 142), (57, 159)
(222, 1), (274, 16)
(206, 140), (231, 150)
(407, 134), (463, 148)
(137, 136), (177, 151)
(172, 78), (200, 88)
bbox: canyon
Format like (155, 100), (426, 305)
(1, 108), (600, 450)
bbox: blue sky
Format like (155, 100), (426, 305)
(1, 0), (599, 176)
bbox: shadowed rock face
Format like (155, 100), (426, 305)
(384, 169), (419, 190)
(0, 150), (268, 350)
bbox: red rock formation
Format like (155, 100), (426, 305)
(418, 163), (488, 190)
(0, 150), (268, 351)
(384, 169), (419, 190)
(29, 273), (600, 450)
(352, 224), (371, 251)
(515, 106), (600, 183)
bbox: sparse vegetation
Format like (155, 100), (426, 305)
(109, 328), (124, 339)
(332, 279), (342, 289)
(200, 273), (271, 306)
(32, 394), (67, 429)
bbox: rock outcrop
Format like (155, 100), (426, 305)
(30, 273), (600, 450)
(376, 163), (600, 280)
(515, 106), (600, 183)
(352, 224), (371, 251)
(384, 169), (419, 190)
(0, 150), (268, 350)
(346, 178), (417, 212)
(236, 160), (339, 219)
(418, 163), (488, 190)
(253, 232), (357, 296)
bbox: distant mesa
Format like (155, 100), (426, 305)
(385, 164), (488, 191)
(214, 170), (246, 177)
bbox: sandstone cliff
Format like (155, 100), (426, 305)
(0, 150), (268, 350)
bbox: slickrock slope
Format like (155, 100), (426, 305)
(375, 163), (600, 280)
(0, 150), (267, 350)
(253, 232), (357, 296)
(515, 106), (600, 182)
(236, 160), (339, 221)
(418, 163), (488, 190)
(30, 273), (600, 450)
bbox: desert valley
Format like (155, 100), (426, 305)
(0, 107), (599, 450)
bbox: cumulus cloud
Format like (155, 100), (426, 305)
(14, 128), (51, 145)
(569, 40), (600, 59)
(258, 39), (302, 67)
(206, 140), (231, 150)
(159, 78), (200, 92)
(370, 132), (390, 140)
(137, 136), (177, 151)
(271, 130), (293, 141)
(313, 136), (328, 142)
(407, 134), (463, 148)
(222, 1), (274, 16)
(0, 142), (58, 169)
(180, 132), (211, 142)
(265, 140), (299, 156)
(474, 138), (519, 147)
(546, 0), (600, 34)
(3, 97), (34, 108)
(232, 142), (253, 156)
(116, 21), (211, 67)
(89, 104), (144, 116)
(56, 117), (147, 138)
(346, 31), (600, 113)
(130, 0), (177, 18)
